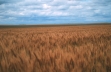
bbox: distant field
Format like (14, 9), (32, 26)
(0, 24), (111, 72)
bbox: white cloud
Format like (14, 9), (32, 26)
(42, 4), (51, 9)
(0, 16), (3, 18)
(8, 17), (16, 20)
(69, 5), (83, 9)
(94, 9), (100, 13)
(19, 12), (25, 15)
(52, 11), (68, 16)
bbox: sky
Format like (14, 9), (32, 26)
(0, 0), (111, 25)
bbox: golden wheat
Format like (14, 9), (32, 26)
(0, 25), (111, 72)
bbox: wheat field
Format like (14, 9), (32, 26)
(0, 24), (111, 72)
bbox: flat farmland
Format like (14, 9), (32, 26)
(0, 24), (111, 72)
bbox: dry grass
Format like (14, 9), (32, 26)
(0, 25), (111, 72)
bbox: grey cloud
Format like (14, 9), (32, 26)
(0, 0), (24, 5)
(93, 0), (111, 6)
(0, 1), (6, 4)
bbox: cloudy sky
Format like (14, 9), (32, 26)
(0, 0), (111, 24)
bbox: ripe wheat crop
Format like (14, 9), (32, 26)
(0, 24), (111, 72)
